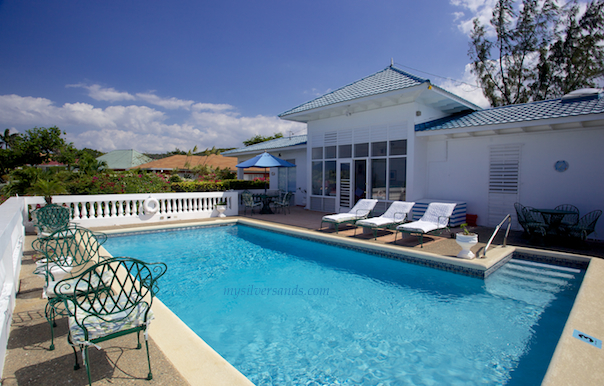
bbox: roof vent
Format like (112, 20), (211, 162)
(561, 88), (602, 103)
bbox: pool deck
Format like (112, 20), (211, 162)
(4, 206), (604, 385)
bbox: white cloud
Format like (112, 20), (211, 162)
(437, 63), (491, 108)
(450, 0), (498, 36)
(136, 93), (195, 110)
(67, 83), (136, 102)
(0, 90), (306, 153)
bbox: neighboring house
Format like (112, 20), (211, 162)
(222, 135), (307, 206)
(134, 154), (264, 179)
(273, 65), (604, 238)
(97, 149), (152, 171)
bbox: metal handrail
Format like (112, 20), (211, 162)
(482, 214), (512, 258)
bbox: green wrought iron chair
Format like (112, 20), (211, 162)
(514, 203), (546, 237)
(32, 225), (109, 350)
(31, 203), (72, 237)
(271, 191), (292, 214)
(54, 257), (167, 385)
(554, 204), (580, 227)
(241, 190), (261, 215)
(566, 210), (602, 241)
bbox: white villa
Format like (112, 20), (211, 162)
(223, 65), (604, 237)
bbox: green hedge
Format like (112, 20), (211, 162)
(170, 179), (266, 192)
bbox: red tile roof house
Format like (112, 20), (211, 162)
(135, 154), (266, 180)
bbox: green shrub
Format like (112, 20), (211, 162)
(67, 171), (172, 195)
(170, 179), (266, 192)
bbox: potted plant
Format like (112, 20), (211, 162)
(455, 223), (478, 259)
(215, 199), (228, 218)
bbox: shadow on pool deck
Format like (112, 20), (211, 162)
(4, 205), (603, 386)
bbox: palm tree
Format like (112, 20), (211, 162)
(0, 128), (19, 149)
(28, 179), (69, 204)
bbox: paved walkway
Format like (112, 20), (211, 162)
(4, 206), (602, 385)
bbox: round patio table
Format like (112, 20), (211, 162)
(253, 194), (279, 214)
(533, 208), (576, 233)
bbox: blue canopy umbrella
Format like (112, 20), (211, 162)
(236, 152), (295, 193)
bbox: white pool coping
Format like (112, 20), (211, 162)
(99, 219), (604, 386)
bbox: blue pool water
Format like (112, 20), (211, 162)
(104, 224), (584, 385)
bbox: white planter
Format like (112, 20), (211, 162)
(455, 233), (478, 259)
(216, 205), (227, 218)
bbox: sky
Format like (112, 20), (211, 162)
(0, 0), (547, 153)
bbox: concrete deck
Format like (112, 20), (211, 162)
(4, 206), (603, 385)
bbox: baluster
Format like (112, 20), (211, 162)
(73, 202), (81, 219)
(82, 202), (89, 219)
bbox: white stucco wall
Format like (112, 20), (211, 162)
(422, 126), (604, 238)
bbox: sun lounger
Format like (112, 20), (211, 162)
(320, 199), (378, 233)
(395, 202), (456, 247)
(355, 201), (415, 239)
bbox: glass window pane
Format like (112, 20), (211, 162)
(325, 161), (336, 196)
(388, 158), (407, 201)
(354, 143), (368, 158)
(312, 147), (323, 160)
(354, 160), (367, 203)
(371, 141), (387, 157)
(371, 159), (387, 199)
(312, 161), (323, 195)
(278, 168), (287, 191)
(339, 144), (352, 158)
(390, 140), (407, 156)
(286, 160), (296, 192)
(325, 146), (337, 159)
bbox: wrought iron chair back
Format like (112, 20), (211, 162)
(31, 203), (72, 236)
(55, 257), (167, 385)
(272, 191), (292, 214)
(31, 225), (108, 350)
(554, 204), (580, 226)
(568, 210), (602, 241)
(241, 190), (261, 215)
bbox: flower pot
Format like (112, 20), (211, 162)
(456, 233), (478, 259)
(216, 205), (227, 218)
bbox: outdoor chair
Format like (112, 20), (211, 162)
(31, 203), (72, 237)
(32, 225), (109, 350)
(54, 257), (167, 385)
(241, 190), (261, 215)
(566, 210), (602, 241)
(355, 201), (415, 239)
(272, 191), (292, 214)
(320, 199), (378, 233)
(554, 204), (580, 227)
(395, 202), (456, 247)
(514, 203), (546, 237)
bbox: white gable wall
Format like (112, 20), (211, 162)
(421, 126), (604, 238)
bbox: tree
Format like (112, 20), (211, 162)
(0, 129), (20, 149)
(469, 0), (604, 106)
(243, 133), (283, 147)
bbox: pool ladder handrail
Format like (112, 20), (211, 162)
(481, 214), (512, 258)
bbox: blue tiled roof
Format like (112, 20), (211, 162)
(222, 135), (307, 155)
(279, 66), (428, 117)
(416, 93), (604, 132)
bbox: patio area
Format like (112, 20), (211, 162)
(3, 206), (603, 385)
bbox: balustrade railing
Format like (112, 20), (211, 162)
(22, 191), (239, 231)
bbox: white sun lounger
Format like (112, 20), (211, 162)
(355, 201), (415, 239)
(395, 202), (456, 247)
(321, 199), (378, 233)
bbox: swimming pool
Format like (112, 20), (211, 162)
(104, 223), (584, 385)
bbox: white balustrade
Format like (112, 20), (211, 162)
(22, 191), (239, 231)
